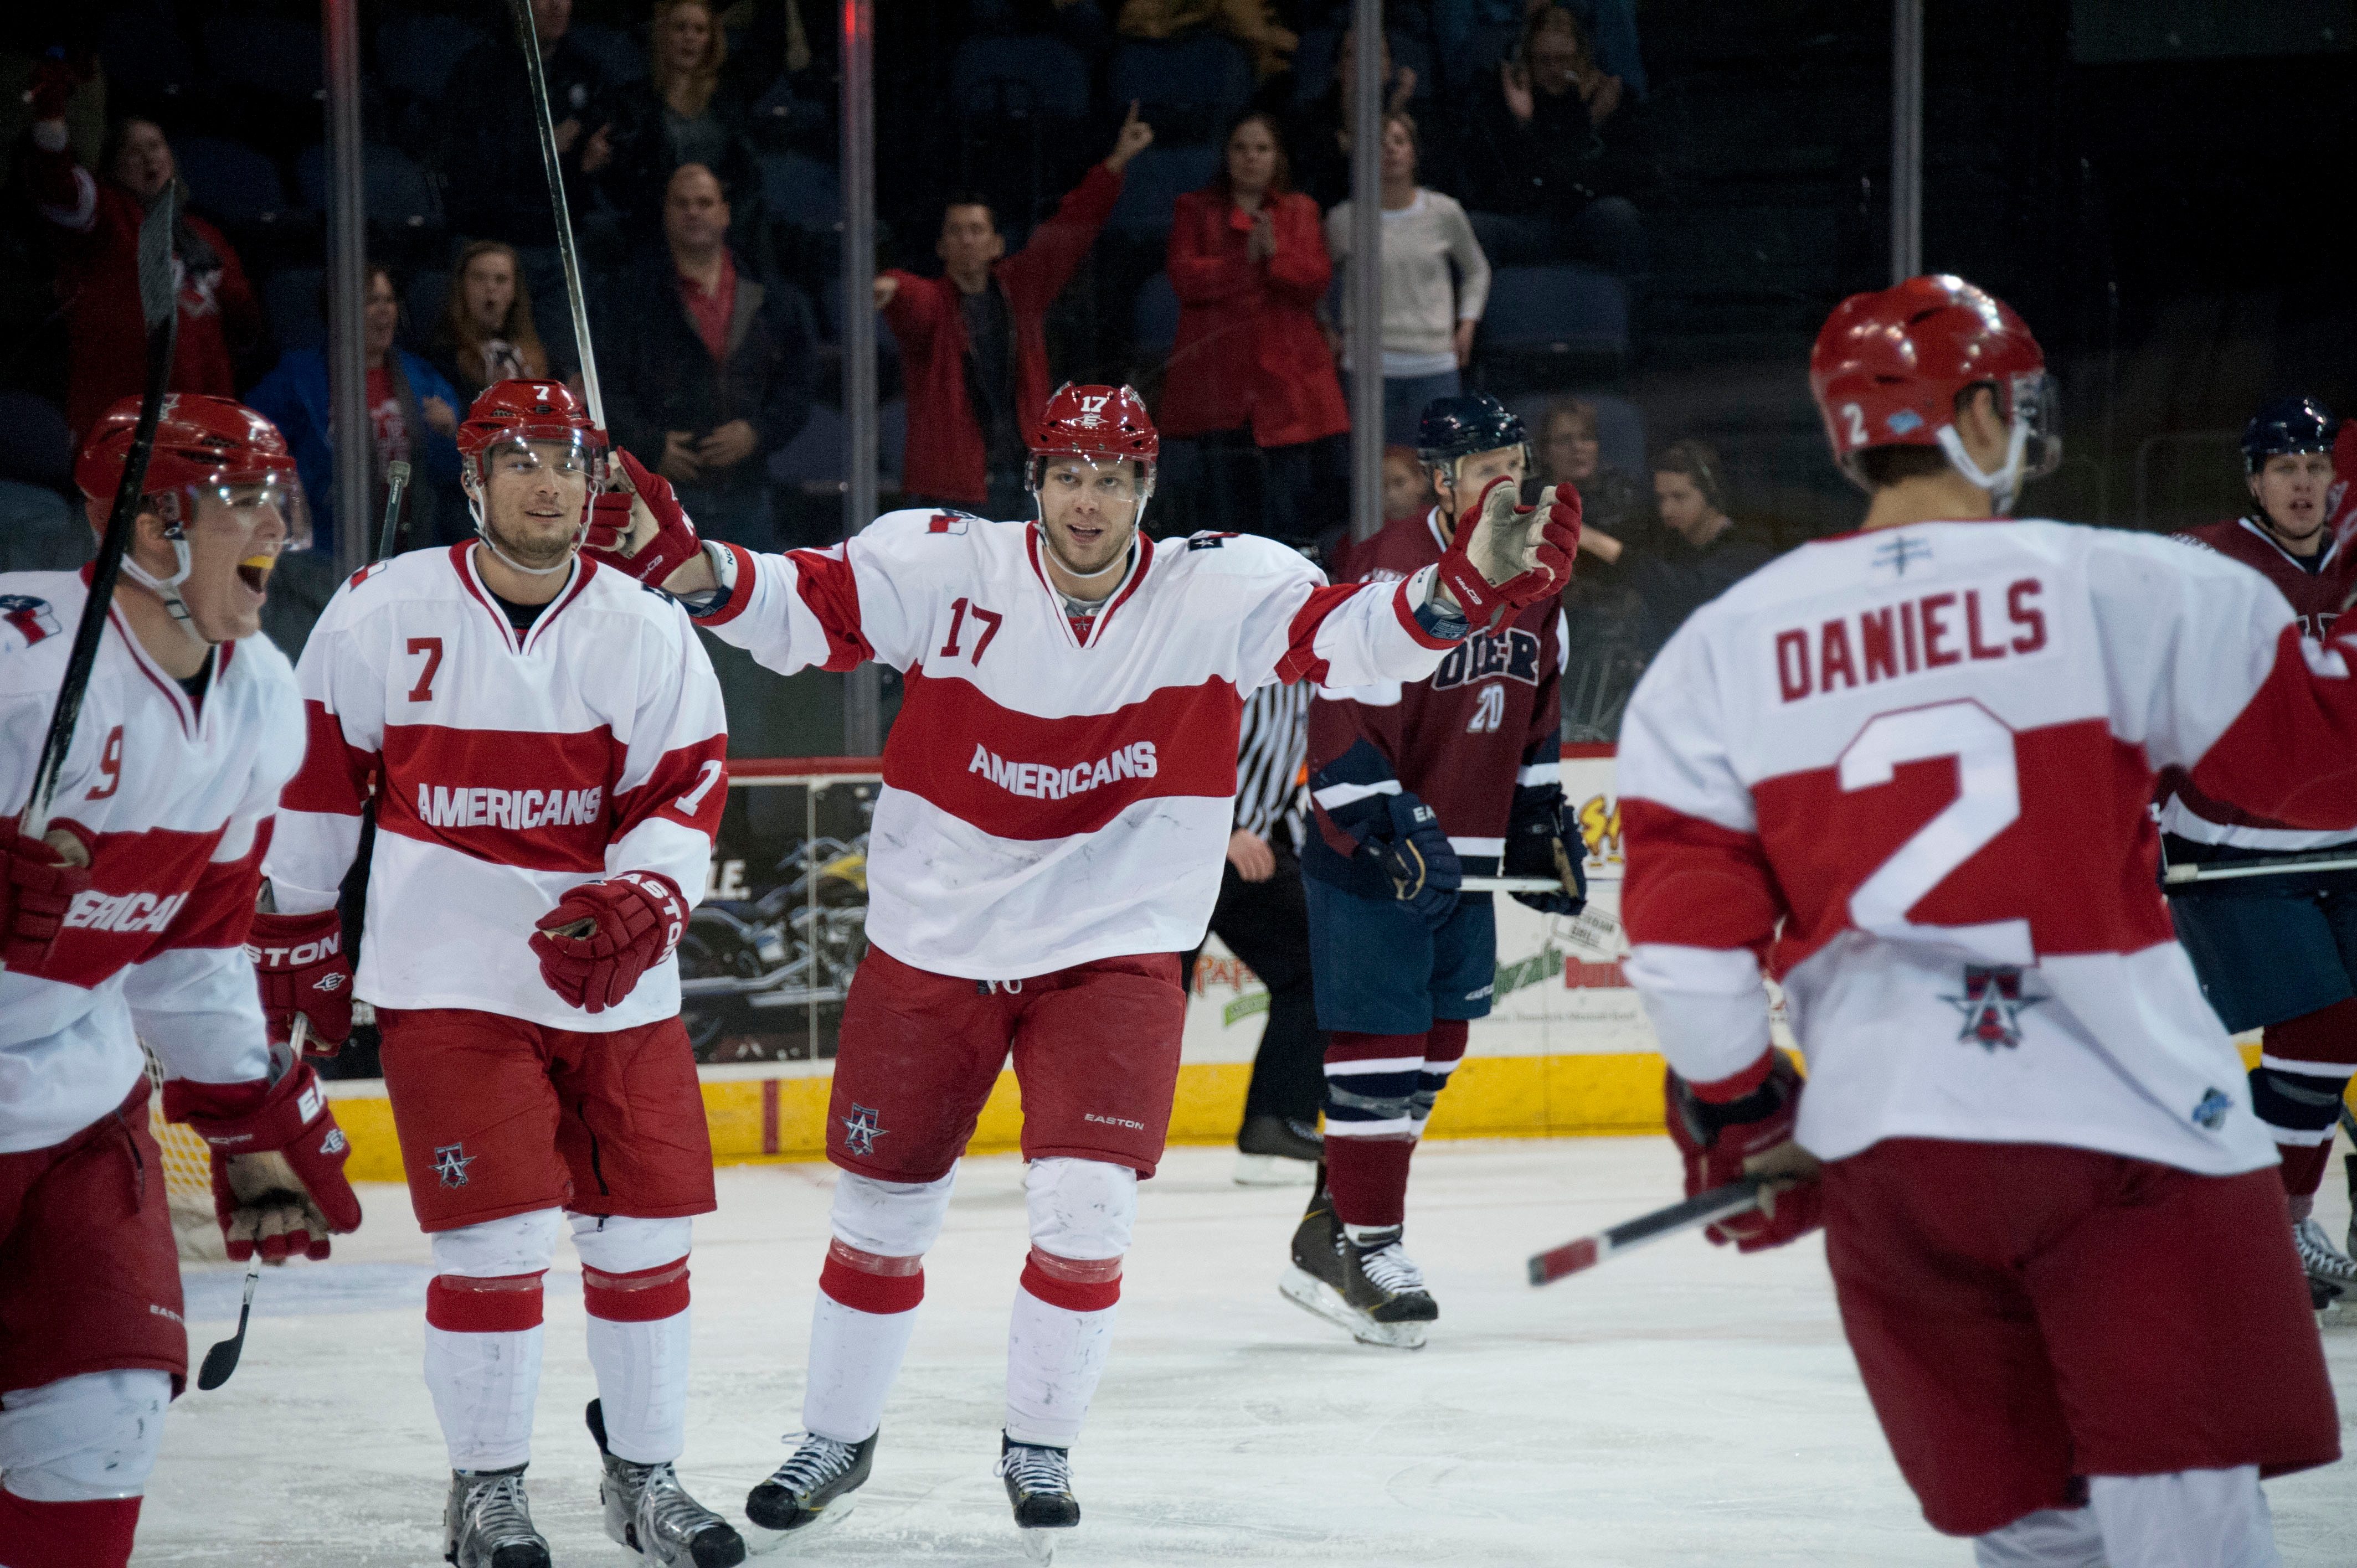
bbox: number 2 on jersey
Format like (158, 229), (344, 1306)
(938, 598), (1004, 664)
(1837, 699), (2034, 966)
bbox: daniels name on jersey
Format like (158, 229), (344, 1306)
(691, 509), (1463, 977)
(265, 545), (728, 1030)
(1619, 518), (2357, 1178)
(0, 570), (299, 1153)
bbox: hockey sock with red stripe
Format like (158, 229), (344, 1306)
(0, 1489), (141, 1568)
(424, 1272), (547, 1471)
(1006, 1250), (1121, 1448)
(583, 1257), (692, 1463)
(804, 1241), (924, 1443)
(2256, 1002), (2357, 1205)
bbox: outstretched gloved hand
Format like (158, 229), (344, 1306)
(530, 870), (688, 1013)
(582, 447), (704, 589)
(1435, 477), (1581, 631)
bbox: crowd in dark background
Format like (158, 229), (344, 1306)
(2, 1), (2352, 751)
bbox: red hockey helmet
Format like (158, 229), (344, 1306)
(457, 378), (608, 478)
(1810, 274), (2060, 512)
(1026, 383), (1159, 525)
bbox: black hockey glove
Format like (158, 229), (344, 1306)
(1356, 792), (1460, 928)
(1504, 788), (1587, 916)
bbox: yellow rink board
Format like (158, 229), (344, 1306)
(327, 1053), (1676, 1185)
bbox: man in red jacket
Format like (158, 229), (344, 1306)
(871, 105), (1154, 519)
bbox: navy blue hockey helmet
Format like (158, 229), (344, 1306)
(1415, 392), (1529, 470)
(2242, 396), (2338, 472)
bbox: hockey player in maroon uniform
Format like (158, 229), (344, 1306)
(2161, 395), (2357, 1304)
(1622, 276), (2343, 1565)
(258, 380), (739, 1568)
(1285, 391), (1587, 1348)
(1, 395), (361, 1568)
(582, 382), (1574, 1554)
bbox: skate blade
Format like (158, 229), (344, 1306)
(1018, 1526), (1061, 1564)
(1233, 1153), (1315, 1187)
(741, 1492), (857, 1556)
(1278, 1266), (1428, 1350)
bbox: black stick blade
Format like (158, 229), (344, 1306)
(197, 1260), (263, 1390)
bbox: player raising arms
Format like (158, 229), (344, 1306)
(1287, 391), (1586, 1348)
(1, 396), (361, 1568)
(585, 383), (1573, 1554)
(2160, 395), (2357, 1304)
(257, 380), (737, 1568)
(1620, 276), (2344, 1565)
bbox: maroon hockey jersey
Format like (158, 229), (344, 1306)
(1304, 507), (1565, 886)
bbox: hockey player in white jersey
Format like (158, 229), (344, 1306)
(1619, 276), (2343, 1566)
(0, 394), (361, 1568)
(258, 380), (739, 1568)
(583, 381), (1574, 1554)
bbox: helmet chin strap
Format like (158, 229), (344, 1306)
(468, 488), (578, 576)
(118, 530), (225, 649)
(1934, 417), (2031, 515)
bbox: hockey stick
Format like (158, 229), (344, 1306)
(1526, 1175), (1765, 1286)
(374, 457), (412, 562)
(2162, 850), (2357, 888)
(1460, 876), (1565, 894)
(197, 1012), (309, 1391)
(504, 0), (603, 426)
(15, 189), (179, 843)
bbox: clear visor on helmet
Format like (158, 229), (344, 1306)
(1027, 452), (1154, 512)
(478, 435), (602, 486)
(2009, 370), (2062, 482)
(178, 476), (312, 561)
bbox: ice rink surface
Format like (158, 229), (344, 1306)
(139, 1136), (2357, 1566)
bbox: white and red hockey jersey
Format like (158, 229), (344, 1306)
(1618, 518), (2357, 1176)
(694, 510), (1462, 977)
(265, 545), (728, 1030)
(1, 570), (298, 1153)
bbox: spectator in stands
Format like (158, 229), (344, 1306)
(1576, 438), (1776, 650)
(246, 264), (465, 559)
(1324, 112), (1490, 446)
(435, 0), (613, 339)
(429, 241), (554, 407)
(1431, 0), (1647, 101)
(1161, 111), (1350, 546)
(1289, 27), (1424, 210)
(1537, 395), (1644, 533)
(1461, 4), (1648, 271)
(1116, 0), (1296, 79)
(604, 163), (815, 550)
(1382, 444), (1426, 524)
(600, 0), (767, 264)
(24, 97), (262, 437)
(874, 105), (1154, 521)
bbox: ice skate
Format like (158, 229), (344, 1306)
(586, 1400), (747, 1567)
(1234, 1115), (1322, 1185)
(999, 1432), (1080, 1562)
(444, 1464), (551, 1568)
(742, 1430), (876, 1551)
(1278, 1178), (1433, 1349)
(2293, 1215), (2357, 1309)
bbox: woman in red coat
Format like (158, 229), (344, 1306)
(1160, 112), (1350, 545)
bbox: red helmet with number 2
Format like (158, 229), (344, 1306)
(1810, 274), (2060, 513)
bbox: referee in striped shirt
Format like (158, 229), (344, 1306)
(1182, 679), (1330, 1182)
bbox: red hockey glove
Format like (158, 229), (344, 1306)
(529, 870), (687, 1013)
(167, 1055), (363, 1263)
(583, 447), (704, 589)
(1664, 1050), (1824, 1253)
(2, 814), (92, 972)
(246, 909), (354, 1054)
(1434, 477), (1580, 631)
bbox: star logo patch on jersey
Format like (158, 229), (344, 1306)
(840, 1103), (887, 1158)
(431, 1142), (476, 1188)
(2190, 1087), (2233, 1131)
(1, 594), (61, 649)
(1944, 964), (2043, 1051)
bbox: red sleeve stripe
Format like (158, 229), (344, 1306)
(1619, 797), (1787, 955)
(1390, 577), (1459, 651)
(698, 543), (763, 627)
(610, 733), (731, 842)
(790, 549), (874, 670)
(1275, 582), (1369, 685)
(279, 700), (378, 817)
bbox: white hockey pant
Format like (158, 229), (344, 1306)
(1972, 1467), (2279, 1568)
(0, 1370), (169, 1502)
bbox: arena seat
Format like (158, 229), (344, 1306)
(1107, 145), (1219, 236)
(200, 16), (323, 100)
(948, 37), (1092, 122)
(1479, 266), (1630, 369)
(1131, 271), (1180, 358)
(1108, 35), (1253, 143)
(374, 16), (488, 105)
(263, 266), (327, 354)
(174, 136), (294, 229)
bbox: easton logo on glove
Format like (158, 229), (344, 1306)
(246, 909), (356, 1053)
(529, 870), (688, 1013)
(165, 1055), (364, 1263)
